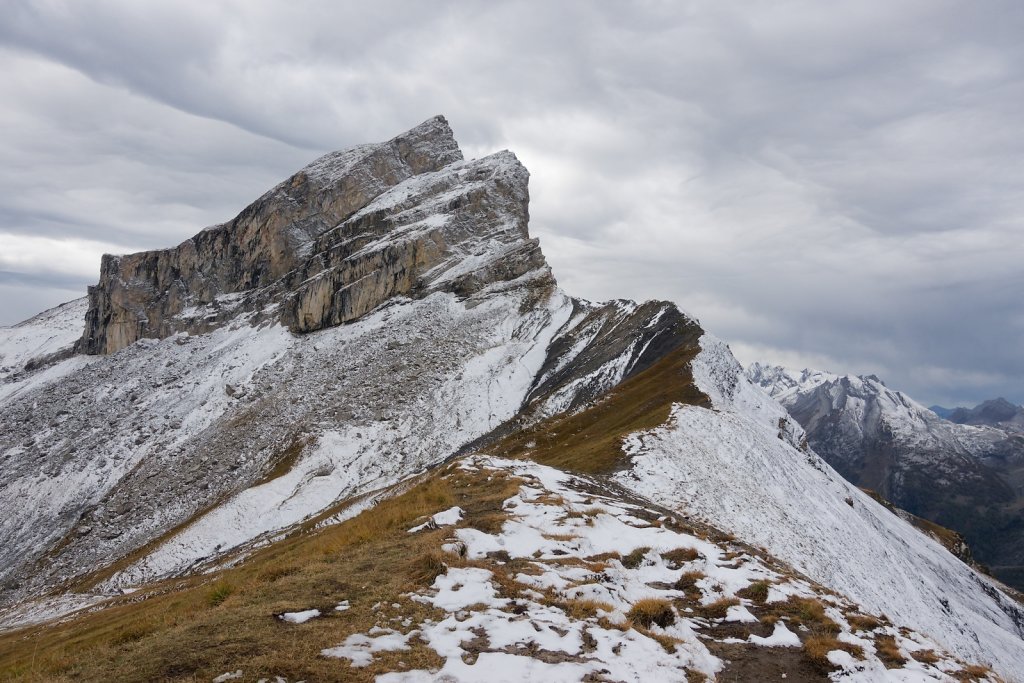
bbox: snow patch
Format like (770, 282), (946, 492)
(278, 609), (321, 624)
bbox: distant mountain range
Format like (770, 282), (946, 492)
(749, 363), (1024, 593)
(931, 398), (1024, 434)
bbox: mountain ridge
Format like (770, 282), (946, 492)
(748, 361), (1024, 593)
(1, 118), (1022, 679)
(932, 398), (1024, 434)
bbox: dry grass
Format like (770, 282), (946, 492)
(621, 547), (651, 569)
(847, 613), (883, 632)
(0, 465), (519, 682)
(737, 580), (770, 605)
(804, 634), (865, 670)
(698, 597), (739, 620)
(770, 596), (841, 634)
(661, 547), (700, 567)
(527, 493), (565, 506)
(311, 477), (456, 555)
(874, 635), (906, 668)
(489, 340), (706, 474)
(252, 437), (308, 487)
(586, 551), (621, 563)
(911, 649), (941, 664)
(954, 664), (996, 682)
(628, 599), (676, 629)
(636, 627), (683, 653)
(557, 598), (614, 621)
(407, 551), (447, 586)
(257, 564), (301, 584)
(205, 580), (235, 607)
(674, 570), (704, 592)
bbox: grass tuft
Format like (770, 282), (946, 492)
(911, 649), (940, 664)
(804, 634), (864, 670)
(407, 552), (447, 586)
(846, 613), (883, 632)
(205, 581), (234, 607)
(771, 596), (840, 634)
(628, 599), (676, 629)
(954, 664), (995, 682)
(558, 598), (614, 621)
(621, 547), (651, 569)
(661, 547), (699, 567)
(737, 580), (770, 604)
(698, 597), (739, 620)
(674, 570), (704, 592)
(874, 635), (906, 668)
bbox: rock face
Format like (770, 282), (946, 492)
(76, 115), (544, 354)
(748, 362), (1024, 590)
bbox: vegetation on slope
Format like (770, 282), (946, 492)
(0, 456), (997, 682)
(492, 342), (707, 474)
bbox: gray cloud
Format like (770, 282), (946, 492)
(1, 0), (1021, 407)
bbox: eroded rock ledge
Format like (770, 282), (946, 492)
(76, 115), (547, 355)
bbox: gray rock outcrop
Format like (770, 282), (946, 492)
(76, 115), (545, 354)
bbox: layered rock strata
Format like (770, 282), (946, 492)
(76, 115), (546, 354)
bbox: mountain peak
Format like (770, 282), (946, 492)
(945, 396), (1024, 432)
(76, 117), (548, 354)
(300, 114), (462, 185)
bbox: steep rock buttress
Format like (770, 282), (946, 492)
(76, 116), (544, 354)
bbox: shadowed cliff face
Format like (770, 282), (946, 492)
(75, 115), (546, 355)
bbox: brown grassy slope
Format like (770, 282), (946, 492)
(0, 456), (998, 683)
(490, 341), (707, 474)
(0, 468), (517, 683)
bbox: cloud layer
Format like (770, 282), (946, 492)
(1, 0), (1021, 407)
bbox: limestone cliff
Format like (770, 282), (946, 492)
(76, 115), (546, 354)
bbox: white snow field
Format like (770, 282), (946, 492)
(619, 333), (1024, 678)
(0, 297), (87, 381)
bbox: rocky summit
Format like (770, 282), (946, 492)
(1, 118), (1023, 681)
(76, 116), (546, 354)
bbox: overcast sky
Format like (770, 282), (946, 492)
(1, 1), (1022, 407)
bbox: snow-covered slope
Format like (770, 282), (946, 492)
(0, 118), (689, 626)
(747, 362), (1024, 593)
(0, 297), (88, 381)
(619, 336), (1024, 677)
(315, 455), (992, 682)
(100, 286), (573, 589)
